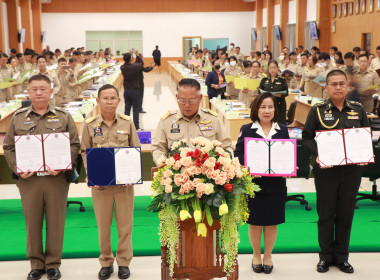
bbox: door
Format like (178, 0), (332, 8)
(183, 37), (202, 61)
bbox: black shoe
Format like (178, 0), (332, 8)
(251, 263), (263, 273)
(47, 268), (61, 280)
(140, 110), (146, 113)
(118, 266), (131, 279)
(263, 264), (273, 274)
(336, 261), (354, 273)
(27, 269), (46, 280)
(98, 266), (113, 280)
(317, 260), (330, 273)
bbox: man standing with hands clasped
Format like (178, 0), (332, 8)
(302, 69), (370, 274)
(81, 84), (140, 280)
(3, 74), (80, 280)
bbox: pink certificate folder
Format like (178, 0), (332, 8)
(244, 138), (297, 177)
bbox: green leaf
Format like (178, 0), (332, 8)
(205, 204), (213, 227)
(171, 192), (196, 200)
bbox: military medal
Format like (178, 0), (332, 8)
(94, 123), (103, 136)
(116, 130), (128, 134)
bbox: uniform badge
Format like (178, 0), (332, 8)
(116, 130), (128, 135)
(170, 123), (180, 133)
(347, 111), (358, 116)
(200, 125), (213, 131)
(94, 123), (103, 136)
(47, 118), (59, 123)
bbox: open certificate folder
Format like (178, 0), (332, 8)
(316, 127), (374, 167)
(15, 132), (72, 173)
(244, 138), (297, 177)
(86, 147), (143, 186)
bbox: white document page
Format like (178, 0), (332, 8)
(15, 135), (44, 173)
(245, 139), (270, 174)
(316, 130), (346, 166)
(114, 147), (142, 184)
(344, 127), (374, 164)
(43, 132), (72, 170)
(270, 141), (296, 175)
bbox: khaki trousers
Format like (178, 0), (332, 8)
(92, 185), (134, 267)
(17, 173), (69, 270)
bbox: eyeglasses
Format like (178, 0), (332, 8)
(177, 98), (199, 105)
(100, 97), (119, 103)
(327, 82), (347, 88)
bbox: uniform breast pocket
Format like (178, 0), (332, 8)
(168, 132), (185, 148)
(45, 122), (64, 133)
(116, 134), (130, 146)
(16, 125), (35, 136)
(345, 118), (361, 128)
(202, 130), (216, 140)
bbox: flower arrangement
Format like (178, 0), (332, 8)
(148, 137), (260, 275)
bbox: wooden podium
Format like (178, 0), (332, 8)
(160, 219), (239, 280)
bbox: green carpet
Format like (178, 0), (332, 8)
(1, 193), (380, 261)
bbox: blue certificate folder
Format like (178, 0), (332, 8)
(86, 147), (143, 186)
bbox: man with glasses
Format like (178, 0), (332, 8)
(302, 70), (370, 274)
(81, 84), (140, 280)
(151, 78), (233, 166)
(3, 74), (80, 280)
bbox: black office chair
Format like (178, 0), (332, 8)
(355, 143), (380, 209)
(67, 155), (85, 212)
(286, 141), (312, 211)
(286, 100), (297, 126)
(373, 95), (379, 115)
(369, 117), (380, 131)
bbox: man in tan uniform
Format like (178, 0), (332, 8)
(235, 47), (245, 68)
(370, 45), (380, 71)
(55, 58), (78, 107)
(31, 55), (61, 99)
(81, 84), (140, 280)
(0, 53), (13, 101)
(3, 74), (80, 280)
(355, 54), (380, 112)
(151, 78), (233, 165)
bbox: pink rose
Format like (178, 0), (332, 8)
(236, 169), (243, 178)
(163, 169), (174, 178)
(164, 178), (173, 186)
(206, 168), (214, 179)
(215, 177), (226, 185)
(165, 185), (173, 193)
(195, 183), (207, 198)
(186, 166), (197, 176)
(193, 178), (201, 185)
(227, 171), (235, 179)
(165, 157), (175, 167)
(220, 171), (228, 181)
(201, 165), (208, 175)
(174, 174), (183, 186)
(173, 161), (182, 170)
(204, 158), (216, 169)
(180, 156), (192, 167)
(194, 167), (202, 175)
(211, 169), (220, 180)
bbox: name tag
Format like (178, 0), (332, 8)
(347, 116), (359, 120)
(324, 117), (334, 121)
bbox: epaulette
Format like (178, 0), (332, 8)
(313, 101), (327, 107)
(262, 73), (268, 78)
(119, 114), (130, 121)
(348, 100), (362, 106)
(85, 116), (97, 124)
(162, 110), (176, 120)
(55, 107), (68, 113)
(14, 108), (28, 115)
(206, 109), (218, 116)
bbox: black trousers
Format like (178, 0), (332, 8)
(276, 97), (287, 124)
(124, 88), (141, 129)
(139, 81), (144, 111)
(313, 164), (364, 263)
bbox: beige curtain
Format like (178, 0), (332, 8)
(261, 27), (267, 52)
(251, 28), (257, 51)
(272, 26), (280, 59)
(286, 24), (296, 51)
(304, 21), (316, 52)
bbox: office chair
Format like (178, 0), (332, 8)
(286, 140), (312, 211)
(67, 155), (85, 212)
(355, 143), (380, 209)
(373, 95), (379, 115)
(286, 100), (297, 126)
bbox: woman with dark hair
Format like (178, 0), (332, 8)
(31, 55), (61, 98)
(334, 51), (343, 61)
(224, 55), (242, 98)
(238, 60), (264, 106)
(261, 51), (272, 74)
(298, 55), (323, 98)
(235, 92), (289, 275)
(259, 60), (288, 124)
(205, 59), (226, 100)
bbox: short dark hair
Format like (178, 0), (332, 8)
(289, 51), (297, 56)
(98, 84), (119, 98)
(255, 51), (261, 56)
(330, 46), (338, 52)
(243, 60), (252, 68)
(358, 54), (369, 60)
(37, 55), (47, 62)
(300, 52), (308, 57)
(318, 52), (330, 60)
(0, 53), (8, 59)
(73, 51), (80, 56)
(69, 58), (77, 64)
(123, 53), (131, 63)
(326, 69), (347, 84)
(311, 46), (319, 51)
(16, 53), (23, 59)
(265, 51), (272, 60)
(252, 60), (261, 68)
(335, 51), (342, 59)
(344, 52), (355, 60)
(58, 57), (67, 63)
(268, 60), (278, 68)
(28, 74), (51, 85)
(8, 56), (16, 64)
(353, 47), (361, 52)
(250, 92), (279, 123)
(335, 58), (344, 65)
(310, 55), (318, 65)
(55, 49), (61, 53)
(177, 78), (201, 91)
(196, 50), (202, 54)
(376, 45), (380, 51)
(10, 48), (17, 53)
(298, 45), (304, 49)
(229, 55), (237, 62)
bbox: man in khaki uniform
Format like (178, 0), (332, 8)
(235, 47), (245, 67)
(81, 84), (140, 280)
(55, 58), (78, 107)
(31, 55), (61, 99)
(287, 52), (300, 89)
(152, 78), (233, 165)
(355, 54), (380, 112)
(343, 52), (360, 76)
(370, 45), (380, 71)
(3, 74), (80, 280)
(0, 53), (13, 101)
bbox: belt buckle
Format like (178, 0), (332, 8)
(36, 172), (49, 176)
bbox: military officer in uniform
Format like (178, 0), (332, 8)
(152, 78), (233, 165)
(81, 84), (140, 280)
(0, 53), (13, 102)
(298, 56), (323, 98)
(302, 69), (370, 274)
(370, 45), (380, 71)
(354, 54), (379, 112)
(55, 58), (78, 107)
(3, 74), (80, 280)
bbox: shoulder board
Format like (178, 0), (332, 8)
(119, 113), (130, 121)
(262, 73), (268, 78)
(14, 108), (28, 115)
(206, 109), (218, 116)
(54, 107), (68, 113)
(162, 110), (176, 120)
(85, 116), (97, 124)
(313, 101), (327, 107)
(348, 100), (362, 106)
(371, 70), (377, 73)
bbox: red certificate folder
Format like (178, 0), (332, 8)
(316, 127), (374, 167)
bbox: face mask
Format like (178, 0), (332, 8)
(279, 55), (284, 61)
(230, 61), (237, 67)
(320, 62), (327, 67)
(225, 62), (230, 67)
(215, 65), (221, 70)
(230, 46), (233, 50)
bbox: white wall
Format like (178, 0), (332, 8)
(262, 8), (267, 27)
(41, 12), (255, 57)
(274, 4), (280, 26)
(288, 1), (296, 24)
(252, 11), (257, 28)
(2, 2), (9, 53)
(306, 0), (317, 21)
